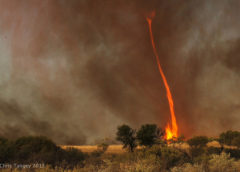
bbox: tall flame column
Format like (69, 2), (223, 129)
(146, 12), (178, 140)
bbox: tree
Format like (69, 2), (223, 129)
(116, 124), (136, 152)
(136, 124), (163, 147)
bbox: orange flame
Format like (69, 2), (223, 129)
(146, 11), (178, 140)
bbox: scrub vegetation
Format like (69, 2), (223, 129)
(1, 125), (240, 172)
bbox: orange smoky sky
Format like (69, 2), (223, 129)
(0, 0), (240, 144)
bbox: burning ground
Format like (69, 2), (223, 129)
(0, 0), (240, 144)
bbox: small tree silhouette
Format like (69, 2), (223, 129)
(116, 124), (136, 152)
(137, 124), (164, 147)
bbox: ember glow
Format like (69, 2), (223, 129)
(146, 11), (178, 140)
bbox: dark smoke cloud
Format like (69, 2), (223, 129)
(0, 0), (239, 144)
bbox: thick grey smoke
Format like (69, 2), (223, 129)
(0, 0), (239, 144)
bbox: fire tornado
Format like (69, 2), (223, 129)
(146, 11), (178, 140)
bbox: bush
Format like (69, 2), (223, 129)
(187, 136), (209, 148)
(219, 130), (240, 146)
(171, 153), (240, 172)
(14, 136), (58, 164)
(60, 148), (85, 169)
(224, 148), (240, 159)
(171, 163), (205, 172)
(97, 142), (109, 153)
(232, 136), (240, 148)
(0, 137), (15, 163)
(159, 146), (190, 170)
(143, 145), (190, 170)
(0, 136), (86, 169)
(168, 135), (185, 145)
(189, 147), (205, 159)
(209, 152), (237, 172)
(187, 136), (209, 160)
(207, 146), (222, 155)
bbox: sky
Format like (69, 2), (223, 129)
(0, 0), (240, 144)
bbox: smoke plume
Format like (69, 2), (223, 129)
(0, 0), (240, 144)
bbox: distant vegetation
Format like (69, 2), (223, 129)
(1, 125), (240, 171)
(0, 136), (85, 169)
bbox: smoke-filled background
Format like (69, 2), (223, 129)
(0, 0), (240, 144)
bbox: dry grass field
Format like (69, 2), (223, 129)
(207, 141), (238, 149)
(60, 141), (237, 154)
(60, 143), (189, 153)
(60, 144), (127, 153)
